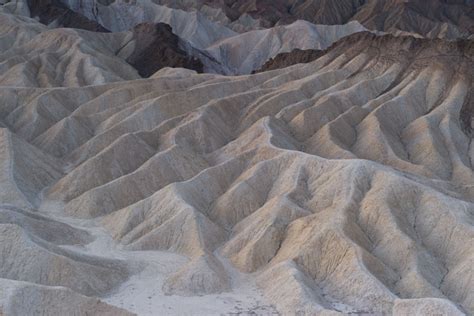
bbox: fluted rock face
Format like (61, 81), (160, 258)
(22, 2), (204, 78)
(155, 0), (474, 38)
(260, 30), (474, 72)
(0, 1), (473, 315)
(352, 0), (474, 38)
(0, 13), (140, 87)
(226, 0), (366, 26)
(6, 0), (474, 39)
(46, 0), (370, 75)
(0, 14), (200, 85)
(0, 279), (134, 316)
(9, 0), (370, 76)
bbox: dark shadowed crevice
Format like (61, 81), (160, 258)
(125, 23), (204, 78)
(460, 91), (473, 137)
(27, 0), (110, 32)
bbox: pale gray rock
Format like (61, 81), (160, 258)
(0, 279), (135, 316)
(0, 5), (472, 315)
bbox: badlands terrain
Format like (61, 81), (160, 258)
(0, 0), (473, 315)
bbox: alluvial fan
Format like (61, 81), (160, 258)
(0, 0), (473, 315)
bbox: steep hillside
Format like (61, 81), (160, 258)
(254, 48), (325, 73)
(4, 1), (371, 76)
(125, 22), (203, 77)
(156, 0), (474, 38)
(27, 0), (109, 31)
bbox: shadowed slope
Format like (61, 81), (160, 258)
(27, 0), (109, 31)
(155, 0), (474, 38)
(254, 48), (325, 73)
(125, 22), (203, 78)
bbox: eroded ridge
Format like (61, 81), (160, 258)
(0, 26), (472, 315)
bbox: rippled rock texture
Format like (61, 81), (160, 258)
(0, 1), (472, 315)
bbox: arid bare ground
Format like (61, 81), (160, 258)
(0, 1), (473, 315)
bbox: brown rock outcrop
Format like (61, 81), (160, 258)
(126, 23), (203, 78)
(27, 0), (109, 32)
(254, 48), (324, 73)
